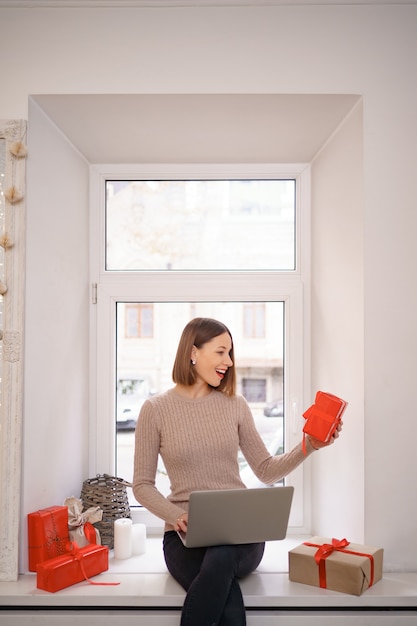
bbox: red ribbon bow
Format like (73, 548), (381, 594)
(83, 521), (98, 545)
(66, 541), (120, 586)
(303, 538), (375, 590)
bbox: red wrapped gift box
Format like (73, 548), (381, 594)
(28, 506), (69, 572)
(302, 391), (348, 453)
(36, 543), (109, 592)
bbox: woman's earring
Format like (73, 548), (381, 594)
(191, 359), (196, 365)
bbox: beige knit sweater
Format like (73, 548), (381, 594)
(132, 388), (314, 531)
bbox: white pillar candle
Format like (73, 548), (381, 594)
(113, 518), (133, 559)
(132, 523), (147, 555)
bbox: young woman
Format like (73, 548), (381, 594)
(133, 317), (342, 626)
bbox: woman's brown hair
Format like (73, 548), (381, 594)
(172, 317), (236, 396)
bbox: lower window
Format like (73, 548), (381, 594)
(115, 301), (285, 503)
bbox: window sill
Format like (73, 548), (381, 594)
(107, 534), (305, 575)
(1, 538), (417, 610)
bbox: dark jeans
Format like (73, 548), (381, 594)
(163, 531), (265, 626)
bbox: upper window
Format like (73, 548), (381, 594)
(105, 179), (296, 271)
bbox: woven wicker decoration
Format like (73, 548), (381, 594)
(80, 474), (132, 548)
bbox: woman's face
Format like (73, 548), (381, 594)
(192, 332), (233, 388)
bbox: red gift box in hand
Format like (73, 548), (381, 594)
(28, 506), (69, 572)
(302, 391), (347, 454)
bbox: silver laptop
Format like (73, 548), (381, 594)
(177, 486), (294, 548)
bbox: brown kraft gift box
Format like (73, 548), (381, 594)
(289, 536), (383, 596)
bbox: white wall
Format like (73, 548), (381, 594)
(310, 103), (364, 541)
(23, 101), (90, 557)
(0, 3), (416, 572)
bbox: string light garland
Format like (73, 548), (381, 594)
(0, 120), (28, 341)
(0, 119), (27, 583)
(0, 234), (14, 249)
(9, 141), (28, 159)
(4, 185), (24, 204)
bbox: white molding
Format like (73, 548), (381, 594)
(0, 0), (412, 7)
(0, 120), (26, 581)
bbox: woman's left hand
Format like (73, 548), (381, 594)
(308, 420), (343, 450)
(174, 513), (188, 533)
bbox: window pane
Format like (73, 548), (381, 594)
(125, 304), (154, 338)
(242, 378), (267, 403)
(115, 301), (285, 504)
(125, 305), (139, 338)
(106, 179), (296, 271)
(243, 303), (265, 338)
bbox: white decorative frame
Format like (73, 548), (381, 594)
(0, 120), (26, 581)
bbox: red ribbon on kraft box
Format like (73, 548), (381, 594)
(83, 521), (98, 544)
(303, 538), (375, 589)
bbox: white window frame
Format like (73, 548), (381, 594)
(89, 163), (311, 533)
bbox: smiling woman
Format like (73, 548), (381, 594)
(0, 120), (27, 582)
(131, 315), (321, 626)
(179, 320), (235, 395)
